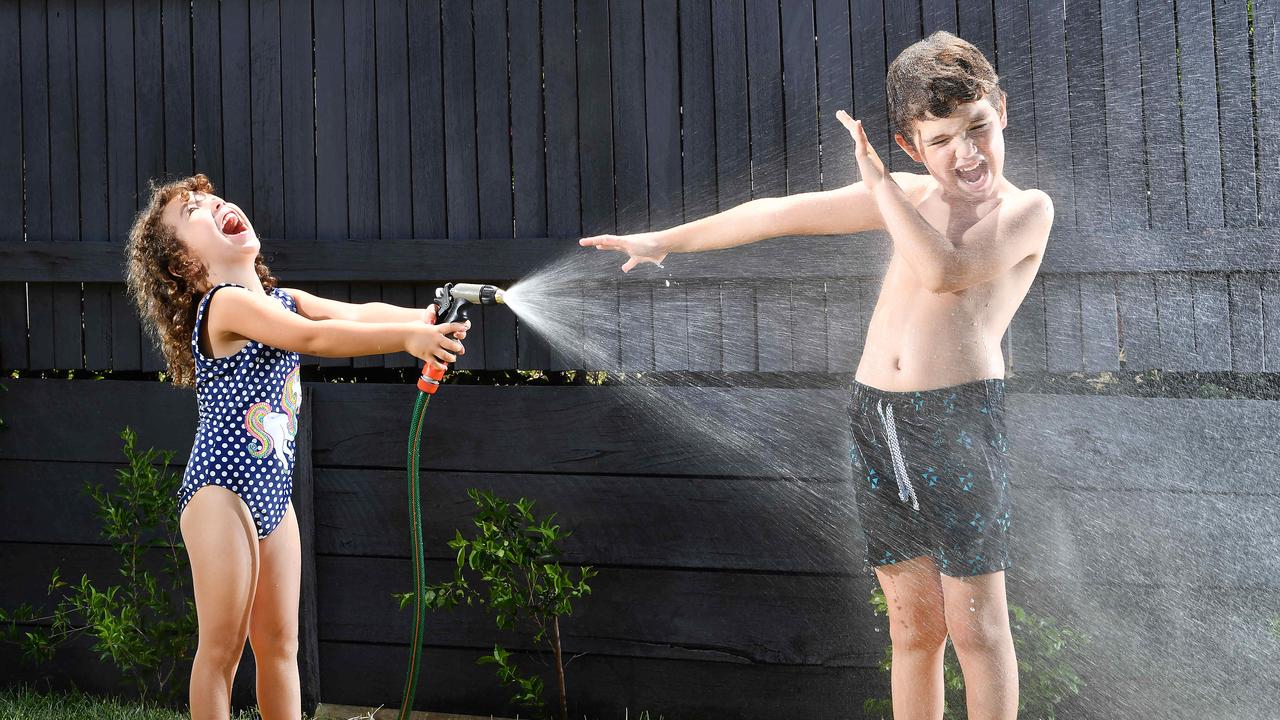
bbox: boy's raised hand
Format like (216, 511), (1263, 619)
(836, 110), (887, 191)
(579, 231), (668, 273)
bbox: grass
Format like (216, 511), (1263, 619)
(0, 685), (309, 720)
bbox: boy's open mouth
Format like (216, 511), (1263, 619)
(955, 159), (988, 187)
(220, 211), (249, 237)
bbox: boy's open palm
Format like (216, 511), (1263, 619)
(837, 110), (887, 190)
(579, 231), (668, 273)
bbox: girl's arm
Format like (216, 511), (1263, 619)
(281, 287), (430, 324)
(208, 286), (469, 370)
(579, 175), (918, 272)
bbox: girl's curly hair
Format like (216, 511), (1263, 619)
(125, 174), (276, 388)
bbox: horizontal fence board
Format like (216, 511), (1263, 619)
(317, 557), (881, 667)
(319, 642), (886, 720)
(313, 468), (859, 573)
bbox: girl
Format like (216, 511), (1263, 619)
(125, 174), (469, 720)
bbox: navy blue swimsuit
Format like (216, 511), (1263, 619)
(178, 283), (303, 539)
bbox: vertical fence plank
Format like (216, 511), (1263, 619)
(443, 0), (479, 240)
(1064, 0), (1108, 224)
(1028, 0), (1075, 228)
(713, 0), (754, 372)
(344, 0), (382, 370)
(680, 1), (719, 373)
(757, 284), (793, 372)
(281, 0), (316, 240)
(610, 0), (648, 234)
(721, 282), (758, 371)
(1213, 0), (1258, 228)
(48, 0), (83, 369)
(816, 0), (854, 189)
(783, 0), (819, 193)
(1100, 0), (1147, 229)
(647, 0), (687, 372)
(313, 0), (350, 368)
(686, 285), (722, 371)
(1042, 274), (1083, 373)
(957, 0), (995, 71)
(882, 0), (920, 172)
(1255, 0), (1279, 226)
(71, 0), (107, 371)
(473, 0), (517, 369)
(407, 0), (446, 240)
(850, 0), (889, 181)
(136, 0), (167, 372)
(1115, 273), (1161, 370)
(824, 279), (861, 373)
(792, 281), (828, 372)
(1227, 274), (1263, 373)
(922, 0), (957, 34)
(1263, 275), (1280, 372)
(250, 0), (284, 239)
(20, 0), (53, 368)
(747, 0), (785, 198)
(160, 0), (192, 176)
(105, 0), (139, 371)
(1154, 273), (1196, 370)
(0, 0), (23, 369)
(1175, 0), (1224, 235)
(514, 0), (560, 370)
(1191, 273), (1231, 371)
(620, 284), (655, 372)
(1010, 276), (1047, 374)
(219, 0), (252, 213)
(375, 0), (412, 243)
(1137, 0), (1188, 231)
(294, 388), (321, 714)
(993, 0), (1038, 192)
(1080, 275), (1120, 372)
(192, 0), (223, 183)
(575, 0), (615, 371)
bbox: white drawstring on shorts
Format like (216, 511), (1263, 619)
(876, 399), (920, 511)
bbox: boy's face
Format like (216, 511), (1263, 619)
(894, 94), (1007, 202)
(162, 190), (259, 266)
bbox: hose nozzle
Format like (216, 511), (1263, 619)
(445, 282), (506, 306)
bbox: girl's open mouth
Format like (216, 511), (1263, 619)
(220, 211), (250, 238)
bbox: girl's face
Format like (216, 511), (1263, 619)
(895, 94), (1007, 203)
(162, 191), (258, 267)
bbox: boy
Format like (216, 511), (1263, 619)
(581, 32), (1050, 720)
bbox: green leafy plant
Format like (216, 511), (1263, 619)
(0, 428), (197, 703)
(397, 489), (595, 720)
(864, 586), (1086, 720)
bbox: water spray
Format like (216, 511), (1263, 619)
(400, 281), (508, 720)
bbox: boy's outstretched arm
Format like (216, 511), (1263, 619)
(580, 177), (892, 272)
(839, 110), (1053, 294)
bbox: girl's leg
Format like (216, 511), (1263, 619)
(940, 570), (1018, 720)
(181, 485), (260, 720)
(248, 502), (302, 720)
(875, 556), (949, 720)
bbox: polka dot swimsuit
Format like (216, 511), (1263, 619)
(178, 283), (303, 540)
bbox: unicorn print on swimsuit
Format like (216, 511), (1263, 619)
(244, 366), (302, 468)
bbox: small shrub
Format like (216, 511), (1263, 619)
(398, 489), (595, 720)
(0, 428), (196, 703)
(864, 586), (1086, 720)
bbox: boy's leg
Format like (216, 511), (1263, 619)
(940, 570), (1018, 720)
(248, 502), (302, 720)
(181, 485), (260, 720)
(875, 556), (949, 720)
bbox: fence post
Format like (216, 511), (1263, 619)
(298, 386), (322, 713)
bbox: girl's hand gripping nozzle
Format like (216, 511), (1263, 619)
(416, 282), (507, 394)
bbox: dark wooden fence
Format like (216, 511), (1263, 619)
(2, 1), (1279, 718)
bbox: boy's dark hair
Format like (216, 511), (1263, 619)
(886, 31), (1005, 148)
